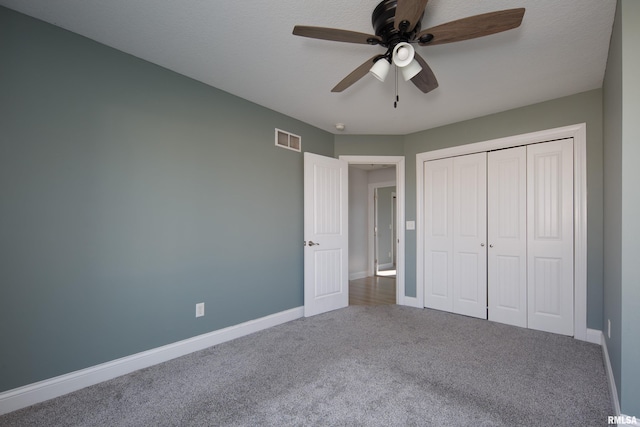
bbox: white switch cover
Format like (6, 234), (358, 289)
(406, 221), (415, 230)
(196, 303), (205, 318)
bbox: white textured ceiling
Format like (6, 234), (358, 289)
(0, 0), (616, 135)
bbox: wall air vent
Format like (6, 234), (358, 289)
(275, 128), (301, 152)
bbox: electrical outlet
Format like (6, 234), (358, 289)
(608, 319), (611, 339)
(196, 302), (205, 318)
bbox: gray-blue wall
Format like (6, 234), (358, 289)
(604, 0), (640, 416)
(334, 135), (404, 157)
(619, 1), (640, 414)
(0, 6), (333, 392)
(603, 0), (623, 408)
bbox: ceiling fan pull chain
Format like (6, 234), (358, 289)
(394, 66), (398, 108)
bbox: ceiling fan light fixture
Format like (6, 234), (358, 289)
(392, 42), (415, 68)
(293, 4), (526, 95)
(369, 58), (391, 82)
(400, 59), (422, 81)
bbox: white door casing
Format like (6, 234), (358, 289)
(374, 187), (378, 274)
(527, 139), (574, 336)
(392, 191), (397, 266)
(304, 153), (349, 317)
(452, 153), (488, 319)
(488, 147), (527, 328)
(423, 157), (454, 312)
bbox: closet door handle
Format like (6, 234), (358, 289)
(481, 243), (485, 247)
(489, 244), (494, 248)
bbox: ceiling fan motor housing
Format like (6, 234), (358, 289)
(372, 0), (423, 48)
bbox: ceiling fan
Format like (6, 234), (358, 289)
(293, 0), (525, 95)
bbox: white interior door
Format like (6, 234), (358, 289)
(452, 153), (487, 319)
(527, 139), (574, 335)
(423, 157), (454, 312)
(488, 147), (527, 327)
(304, 153), (349, 317)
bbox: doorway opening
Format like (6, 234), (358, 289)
(340, 155), (405, 307)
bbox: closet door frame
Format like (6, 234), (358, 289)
(415, 123), (589, 342)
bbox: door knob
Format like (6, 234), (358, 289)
(489, 244), (494, 248)
(308, 241), (320, 246)
(481, 243), (485, 247)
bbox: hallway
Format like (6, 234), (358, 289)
(349, 276), (396, 306)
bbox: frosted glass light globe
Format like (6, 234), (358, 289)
(396, 47), (410, 61)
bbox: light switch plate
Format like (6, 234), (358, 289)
(406, 221), (415, 230)
(196, 303), (205, 318)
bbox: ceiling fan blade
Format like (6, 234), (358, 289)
(411, 53), (438, 93)
(394, 0), (429, 32)
(293, 26), (381, 45)
(331, 56), (378, 93)
(417, 8), (525, 46)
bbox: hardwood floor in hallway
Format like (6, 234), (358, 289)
(349, 276), (396, 306)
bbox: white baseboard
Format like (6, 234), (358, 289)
(349, 271), (368, 280)
(0, 306), (304, 416)
(586, 328), (602, 345)
(598, 332), (638, 422)
(601, 331), (622, 417)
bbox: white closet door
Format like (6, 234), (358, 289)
(423, 157), (454, 312)
(488, 147), (527, 327)
(453, 152), (487, 319)
(527, 139), (574, 335)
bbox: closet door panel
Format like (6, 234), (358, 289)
(488, 147), (527, 328)
(453, 152), (487, 319)
(424, 158), (454, 311)
(527, 139), (574, 336)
